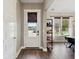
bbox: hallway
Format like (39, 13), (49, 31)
(17, 43), (74, 59)
(3, 0), (75, 59)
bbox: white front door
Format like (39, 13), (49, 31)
(24, 10), (41, 47)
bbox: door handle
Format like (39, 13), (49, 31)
(33, 30), (36, 33)
(13, 37), (16, 39)
(37, 31), (39, 35)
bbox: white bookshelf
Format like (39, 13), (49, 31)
(46, 19), (53, 51)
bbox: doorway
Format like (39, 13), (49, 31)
(24, 9), (41, 48)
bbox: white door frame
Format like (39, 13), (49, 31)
(24, 9), (41, 48)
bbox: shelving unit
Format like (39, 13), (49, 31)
(46, 19), (53, 51)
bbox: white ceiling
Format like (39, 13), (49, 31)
(21, 0), (44, 3)
(48, 0), (75, 12)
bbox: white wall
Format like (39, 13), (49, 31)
(16, 0), (22, 52)
(69, 17), (75, 37)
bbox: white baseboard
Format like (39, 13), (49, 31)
(39, 46), (47, 52)
(16, 46), (25, 58)
(43, 48), (47, 52)
(39, 46), (43, 49)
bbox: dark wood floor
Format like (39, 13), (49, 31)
(17, 43), (74, 59)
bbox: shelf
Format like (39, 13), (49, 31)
(47, 27), (52, 30)
(47, 40), (51, 43)
(46, 19), (53, 51)
(47, 39), (53, 42)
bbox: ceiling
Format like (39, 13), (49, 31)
(21, 0), (44, 3)
(48, 0), (75, 12)
(20, 0), (74, 12)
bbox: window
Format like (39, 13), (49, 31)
(28, 12), (37, 37)
(62, 18), (69, 35)
(53, 17), (61, 36)
(53, 17), (69, 36)
(54, 17), (61, 19)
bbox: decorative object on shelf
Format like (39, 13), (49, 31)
(47, 30), (52, 34)
(47, 22), (52, 27)
(47, 36), (52, 40)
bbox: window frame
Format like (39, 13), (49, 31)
(53, 17), (70, 36)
